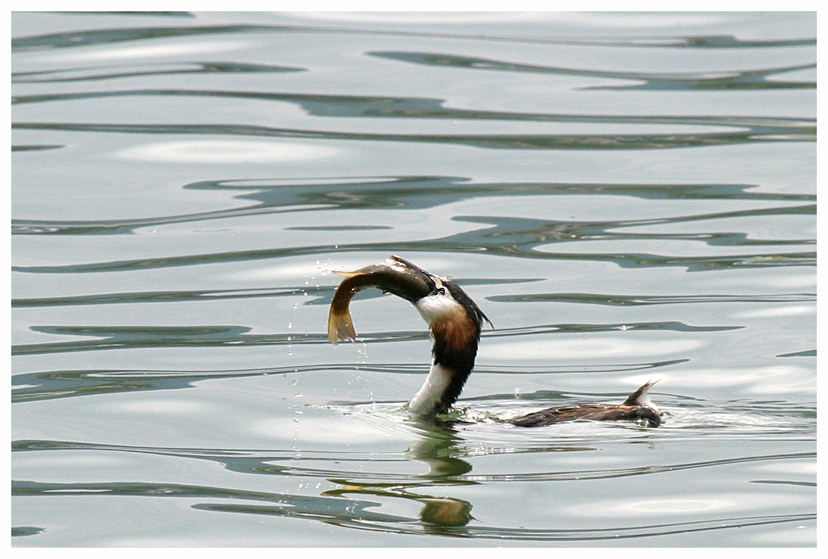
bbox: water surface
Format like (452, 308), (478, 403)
(11, 11), (816, 547)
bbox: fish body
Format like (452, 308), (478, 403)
(328, 256), (433, 344)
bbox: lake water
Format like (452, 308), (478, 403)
(11, 11), (816, 547)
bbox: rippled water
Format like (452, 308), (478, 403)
(11, 12), (816, 546)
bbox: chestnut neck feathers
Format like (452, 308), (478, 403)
(407, 276), (489, 417)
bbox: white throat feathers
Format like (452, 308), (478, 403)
(408, 362), (458, 417)
(407, 277), (486, 416)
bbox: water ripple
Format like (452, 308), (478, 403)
(11, 176), (815, 236)
(13, 119), (815, 150)
(371, 51), (815, 91)
(11, 20), (816, 53)
(11, 243), (815, 275)
(11, 88), (816, 132)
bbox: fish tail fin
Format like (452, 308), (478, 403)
(328, 307), (357, 344)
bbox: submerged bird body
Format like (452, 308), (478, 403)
(510, 381), (661, 427)
(328, 256), (661, 427)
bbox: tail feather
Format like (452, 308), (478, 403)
(623, 380), (659, 409)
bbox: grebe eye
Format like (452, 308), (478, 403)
(436, 287), (446, 295)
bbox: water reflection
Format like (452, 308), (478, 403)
(12, 428), (815, 540)
(324, 422), (475, 530)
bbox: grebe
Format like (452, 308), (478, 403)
(328, 255), (661, 427)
